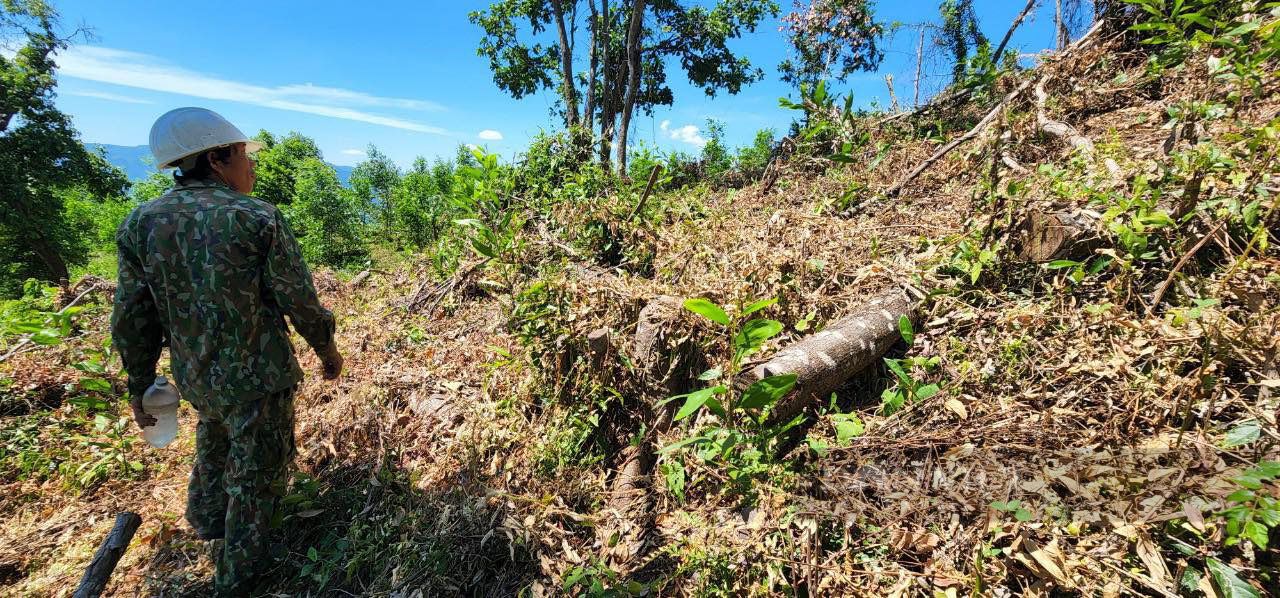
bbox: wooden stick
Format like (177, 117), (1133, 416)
(627, 164), (664, 221)
(73, 512), (142, 598)
(1146, 221), (1225, 318)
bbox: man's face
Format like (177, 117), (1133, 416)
(213, 143), (257, 194)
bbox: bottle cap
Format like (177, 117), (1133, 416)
(155, 376), (169, 387)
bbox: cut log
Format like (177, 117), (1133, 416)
(1015, 210), (1102, 263)
(746, 288), (917, 425)
(73, 512), (142, 598)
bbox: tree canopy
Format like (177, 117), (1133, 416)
(0, 0), (128, 294)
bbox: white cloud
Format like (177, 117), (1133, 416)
(660, 119), (671, 132)
(56, 46), (456, 136)
(341, 149), (365, 156)
(67, 90), (153, 104)
(477, 129), (503, 141)
(666, 123), (707, 147)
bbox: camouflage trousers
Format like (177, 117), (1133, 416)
(186, 386), (296, 596)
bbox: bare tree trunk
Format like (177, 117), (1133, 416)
(585, 0), (599, 132)
(885, 74), (899, 112)
(913, 25), (925, 108)
(552, 0), (580, 128)
(992, 0), (1037, 64)
(1055, 0), (1067, 50)
(598, 0), (613, 165)
(30, 234), (70, 286)
(615, 0), (645, 175)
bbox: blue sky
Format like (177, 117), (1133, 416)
(44, 0), (1082, 169)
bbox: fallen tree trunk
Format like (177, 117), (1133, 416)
(73, 512), (142, 598)
(746, 288), (918, 425)
(1015, 209), (1102, 263)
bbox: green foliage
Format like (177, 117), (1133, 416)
(1218, 461), (1280, 551)
(990, 499), (1033, 522)
(879, 316), (941, 415)
(936, 0), (987, 84)
(394, 157), (456, 250)
(563, 559), (647, 597)
(778, 0), (883, 86)
(735, 128), (775, 180)
(660, 297), (803, 497)
(286, 159), (368, 267)
(350, 145), (402, 238)
(252, 130), (325, 206)
(700, 119), (732, 182)
(0, 3), (129, 294)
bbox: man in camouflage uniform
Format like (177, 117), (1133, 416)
(112, 107), (343, 595)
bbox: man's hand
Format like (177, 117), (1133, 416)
(130, 395), (157, 429)
(320, 347), (344, 380)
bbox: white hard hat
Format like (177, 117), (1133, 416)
(148, 107), (262, 169)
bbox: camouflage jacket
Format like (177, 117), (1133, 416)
(111, 179), (335, 407)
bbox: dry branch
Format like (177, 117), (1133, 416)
(884, 77), (1035, 198)
(747, 288), (917, 425)
(73, 512), (141, 598)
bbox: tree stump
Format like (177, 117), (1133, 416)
(1015, 210), (1101, 263)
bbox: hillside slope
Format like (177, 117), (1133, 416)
(3, 11), (1278, 598)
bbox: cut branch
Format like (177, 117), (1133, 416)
(73, 512), (142, 598)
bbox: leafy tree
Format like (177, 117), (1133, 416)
(0, 1), (129, 294)
(349, 145), (401, 239)
(936, 0), (988, 83)
(286, 159), (366, 267)
(700, 119), (731, 180)
(736, 128), (775, 178)
(251, 130), (325, 206)
(779, 0), (884, 86)
(471, 0), (779, 173)
(394, 157), (454, 249)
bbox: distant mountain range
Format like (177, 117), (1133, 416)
(87, 143), (355, 187)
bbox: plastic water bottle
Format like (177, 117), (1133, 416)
(141, 376), (180, 448)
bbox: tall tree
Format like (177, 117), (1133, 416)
(472, 0), (778, 172)
(286, 159), (366, 267)
(251, 130), (326, 206)
(0, 1), (128, 291)
(778, 0), (885, 87)
(349, 145), (401, 239)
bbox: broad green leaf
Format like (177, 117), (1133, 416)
(915, 384), (940, 400)
(742, 298), (777, 316)
(1014, 508), (1032, 522)
(833, 413), (864, 444)
(697, 367), (723, 381)
(30, 328), (63, 346)
(1206, 558), (1262, 598)
(471, 237), (497, 258)
(453, 218), (483, 228)
(884, 358), (910, 387)
(1046, 259), (1083, 270)
(79, 378), (111, 393)
(675, 386), (726, 421)
(898, 315), (914, 346)
(1244, 521), (1269, 549)
(683, 299), (729, 326)
(1223, 420), (1261, 448)
(661, 435), (708, 453)
(734, 319), (783, 353)
(739, 374), (797, 411)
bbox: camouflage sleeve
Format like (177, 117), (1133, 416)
(111, 221), (164, 400)
(264, 210), (336, 356)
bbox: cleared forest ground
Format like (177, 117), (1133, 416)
(2, 13), (1278, 598)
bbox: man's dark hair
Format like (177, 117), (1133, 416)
(174, 145), (236, 185)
